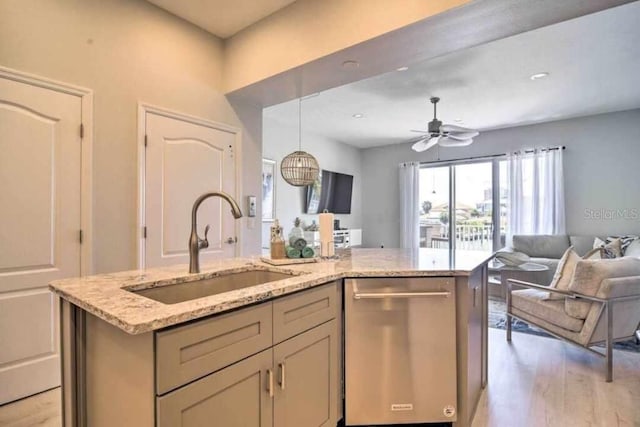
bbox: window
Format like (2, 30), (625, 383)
(419, 158), (506, 252)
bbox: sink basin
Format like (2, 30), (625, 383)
(133, 270), (297, 304)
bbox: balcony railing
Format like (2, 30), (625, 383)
(420, 223), (504, 251)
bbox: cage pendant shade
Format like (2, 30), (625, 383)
(281, 150), (319, 186)
(280, 96), (320, 186)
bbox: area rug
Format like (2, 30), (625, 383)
(488, 298), (640, 353)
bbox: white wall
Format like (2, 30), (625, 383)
(0, 0), (262, 273)
(361, 109), (640, 248)
(262, 118), (363, 247)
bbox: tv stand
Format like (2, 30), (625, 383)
(304, 229), (362, 249)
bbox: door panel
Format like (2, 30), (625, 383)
(144, 111), (238, 268)
(0, 76), (82, 404)
(157, 348), (273, 427)
(273, 320), (337, 427)
(0, 105), (55, 270)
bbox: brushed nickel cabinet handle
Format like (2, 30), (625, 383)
(278, 362), (286, 390)
(266, 369), (274, 397)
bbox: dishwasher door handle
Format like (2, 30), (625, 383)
(352, 291), (451, 299)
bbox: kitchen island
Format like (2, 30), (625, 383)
(50, 248), (491, 427)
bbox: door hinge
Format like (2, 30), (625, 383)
(143, 226), (147, 239)
(80, 123), (84, 139)
(79, 229), (83, 244)
(144, 134), (148, 147)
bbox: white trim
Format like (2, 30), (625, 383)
(261, 158), (277, 222)
(137, 105), (147, 269)
(0, 66), (94, 276)
(137, 103), (243, 269)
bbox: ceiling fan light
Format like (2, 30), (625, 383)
(407, 97), (480, 152)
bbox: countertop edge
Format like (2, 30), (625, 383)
(49, 249), (493, 335)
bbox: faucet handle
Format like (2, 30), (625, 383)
(199, 224), (210, 249)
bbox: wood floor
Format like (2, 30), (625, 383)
(0, 329), (638, 427)
(0, 387), (60, 427)
(473, 329), (640, 427)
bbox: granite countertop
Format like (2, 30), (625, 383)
(49, 248), (492, 335)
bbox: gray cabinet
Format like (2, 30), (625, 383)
(273, 282), (337, 344)
(155, 302), (273, 394)
(454, 264), (488, 426)
(157, 348), (273, 427)
(274, 320), (338, 427)
(157, 281), (340, 427)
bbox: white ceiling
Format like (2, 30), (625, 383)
(263, 2), (640, 148)
(146, 0), (296, 38)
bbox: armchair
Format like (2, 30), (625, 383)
(505, 257), (640, 382)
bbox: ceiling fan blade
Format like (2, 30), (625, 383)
(410, 129), (429, 134)
(412, 136), (440, 152)
(441, 124), (478, 133)
(439, 137), (474, 147)
(446, 130), (479, 141)
(411, 137), (429, 152)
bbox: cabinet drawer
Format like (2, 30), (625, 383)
(273, 281), (337, 344)
(156, 303), (273, 395)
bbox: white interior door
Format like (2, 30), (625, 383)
(143, 110), (239, 268)
(0, 76), (82, 404)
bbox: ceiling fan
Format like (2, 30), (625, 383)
(410, 97), (479, 152)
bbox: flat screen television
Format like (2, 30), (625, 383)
(305, 169), (353, 214)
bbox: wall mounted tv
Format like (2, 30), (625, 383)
(304, 169), (353, 214)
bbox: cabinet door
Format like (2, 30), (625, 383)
(273, 320), (338, 427)
(157, 348), (273, 427)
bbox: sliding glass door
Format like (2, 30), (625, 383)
(419, 159), (506, 252)
(418, 166), (450, 249)
(454, 162), (494, 250)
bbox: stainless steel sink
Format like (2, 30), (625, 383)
(132, 270), (297, 304)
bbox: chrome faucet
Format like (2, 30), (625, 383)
(189, 191), (243, 274)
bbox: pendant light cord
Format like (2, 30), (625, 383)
(298, 97), (302, 151)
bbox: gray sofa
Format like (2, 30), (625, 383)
(501, 234), (640, 285)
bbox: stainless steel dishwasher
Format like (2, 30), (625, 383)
(345, 277), (457, 425)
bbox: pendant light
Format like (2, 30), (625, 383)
(280, 97), (319, 186)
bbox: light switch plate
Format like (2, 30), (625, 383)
(247, 196), (256, 217)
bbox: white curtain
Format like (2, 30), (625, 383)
(399, 162), (420, 249)
(507, 148), (566, 244)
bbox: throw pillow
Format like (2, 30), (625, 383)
(582, 247), (603, 260)
(544, 246), (580, 300)
(626, 239), (640, 258)
(565, 257), (640, 319)
(611, 235), (639, 255)
(593, 237), (622, 258)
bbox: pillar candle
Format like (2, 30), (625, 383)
(319, 211), (334, 257)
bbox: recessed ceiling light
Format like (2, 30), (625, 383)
(396, 66), (409, 72)
(352, 113), (364, 118)
(530, 72), (549, 80)
(342, 60), (359, 69)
